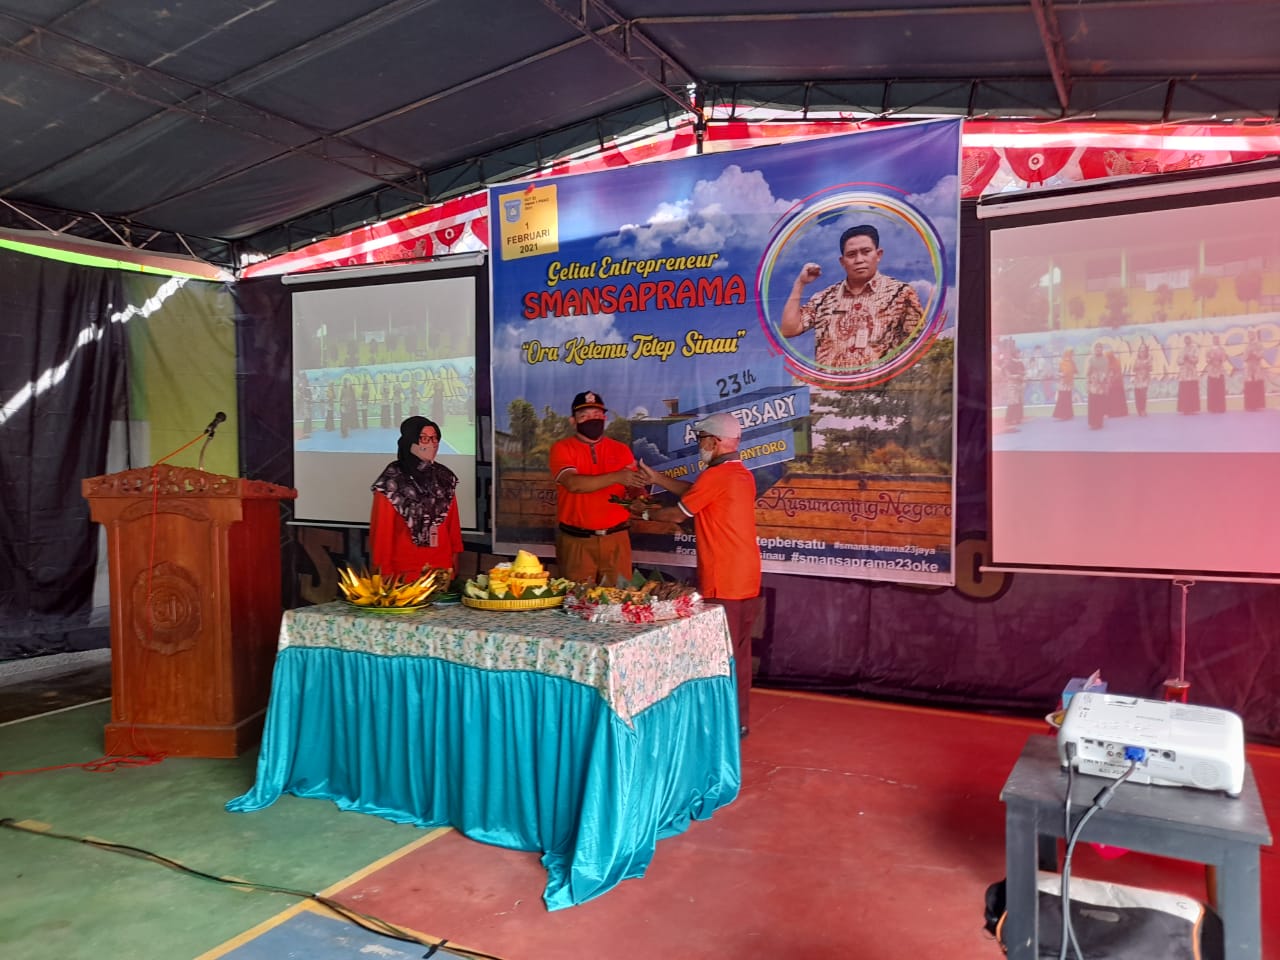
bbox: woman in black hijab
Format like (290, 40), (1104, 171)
(369, 416), (462, 578)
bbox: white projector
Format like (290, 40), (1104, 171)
(1057, 692), (1246, 797)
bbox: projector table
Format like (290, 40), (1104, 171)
(1000, 734), (1272, 960)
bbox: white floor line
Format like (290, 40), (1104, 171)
(0, 697), (110, 727)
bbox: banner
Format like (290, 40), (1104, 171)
(489, 120), (961, 584)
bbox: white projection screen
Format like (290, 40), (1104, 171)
(290, 264), (480, 530)
(986, 165), (1280, 576)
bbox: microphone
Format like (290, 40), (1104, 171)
(204, 411), (227, 437)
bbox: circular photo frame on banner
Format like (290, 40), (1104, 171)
(756, 188), (948, 389)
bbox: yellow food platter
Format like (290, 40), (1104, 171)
(461, 595), (565, 612)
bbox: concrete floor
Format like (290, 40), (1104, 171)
(1, 698), (419, 960)
(0, 649), (112, 723)
(2, 687), (1275, 960)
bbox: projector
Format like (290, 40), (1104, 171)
(1057, 693), (1245, 796)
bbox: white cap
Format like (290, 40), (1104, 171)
(693, 411), (742, 440)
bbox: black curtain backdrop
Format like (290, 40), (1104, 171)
(0, 248), (125, 658)
(232, 277), (292, 490)
(231, 276), (301, 608)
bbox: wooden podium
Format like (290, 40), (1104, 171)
(82, 466), (296, 758)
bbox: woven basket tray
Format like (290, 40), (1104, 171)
(461, 595), (565, 612)
(341, 600), (430, 614)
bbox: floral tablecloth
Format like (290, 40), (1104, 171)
(280, 601), (732, 725)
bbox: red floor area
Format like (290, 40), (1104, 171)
(319, 690), (1278, 959)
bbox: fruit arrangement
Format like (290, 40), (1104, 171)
(337, 566), (445, 608)
(463, 550), (574, 601)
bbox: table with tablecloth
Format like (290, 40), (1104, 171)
(226, 600), (741, 909)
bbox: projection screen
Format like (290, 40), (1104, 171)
(289, 263), (480, 530)
(984, 164), (1280, 577)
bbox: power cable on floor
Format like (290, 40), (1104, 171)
(0, 817), (506, 960)
(0, 753), (163, 780)
(1057, 759), (1139, 960)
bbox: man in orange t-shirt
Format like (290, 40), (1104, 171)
(634, 411), (761, 736)
(549, 391), (641, 585)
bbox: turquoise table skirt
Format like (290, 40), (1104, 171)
(227, 644), (741, 909)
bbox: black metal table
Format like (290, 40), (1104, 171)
(1000, 734), (1272, 960)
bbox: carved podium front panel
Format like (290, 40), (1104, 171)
(83, 466), (296, 758)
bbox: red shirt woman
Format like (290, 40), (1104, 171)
(369, 416), (462, 579)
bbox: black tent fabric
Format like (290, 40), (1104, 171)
(2, 0), (1279, 270)
(232, 278), (293, 492)
(0, 248), (125, 657)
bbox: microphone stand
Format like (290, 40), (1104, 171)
(152, 430), (209, 470)
(197, 430), (216, 472)
(155, 414), (224, 473)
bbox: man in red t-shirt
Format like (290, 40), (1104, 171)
(634, 412), (762, 736)
(549, 391), (641, 584)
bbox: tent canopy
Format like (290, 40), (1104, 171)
(2, 0), (1278, 271)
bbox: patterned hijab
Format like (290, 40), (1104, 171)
(371, 416), (458, 546)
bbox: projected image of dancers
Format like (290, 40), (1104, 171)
(988, 226), (1278, 455)
(992, 323), (1277, 453)
(290, 277), (478, 458)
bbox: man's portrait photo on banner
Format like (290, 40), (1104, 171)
(758, 189), (949, 389)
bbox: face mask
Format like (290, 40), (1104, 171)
(410, 443), (435, 463)
(577, 419), (605, 441)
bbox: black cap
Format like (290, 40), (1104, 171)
(572, 391), (606, 413)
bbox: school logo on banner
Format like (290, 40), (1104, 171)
(499, 185), (559, 260)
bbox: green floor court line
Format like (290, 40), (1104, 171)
(0, 702), (432, 960)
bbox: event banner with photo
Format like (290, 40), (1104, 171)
(489, 120), (960, 584)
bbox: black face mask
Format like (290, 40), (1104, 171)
(577, 419), (605, 441)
